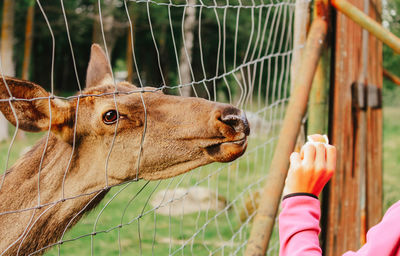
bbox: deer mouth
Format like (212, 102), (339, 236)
(204, 136), (248, 162)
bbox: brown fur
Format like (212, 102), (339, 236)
(0, 44), (249, 255)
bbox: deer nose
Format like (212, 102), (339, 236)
(219, 108), (250, 136)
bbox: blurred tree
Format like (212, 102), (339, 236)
(0, 0), (15, 141)
(382, 0), (400, 90)
(16, 1), (36, 141)
(22, 1), (34, 81)
(126, 2), (137, 83)
(179, 0), (197, 97)
(0, 0), (292, 104)
(30, 1), (93, 92)
(92, 0), (129, 60)
(126, 18), (135, 82)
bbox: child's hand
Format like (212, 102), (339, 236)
(283, 134), (337, 197)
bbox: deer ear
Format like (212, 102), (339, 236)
(86, 44), (113, 88)
(0, 77), (71, 133)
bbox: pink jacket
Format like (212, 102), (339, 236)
(279, 195), (400, 256)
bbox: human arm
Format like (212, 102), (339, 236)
(341, 200), (400, 256)
(279, 134), (336, 256)
(279, 195), (323, 256)
(279, 135), (400, 256)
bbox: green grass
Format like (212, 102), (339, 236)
(383, 106), (400, 211)
(43, 138), (274, 256)
(382, 85), (400, 212)
(0, 127), (43, 171)
(0, 121), (280, 255)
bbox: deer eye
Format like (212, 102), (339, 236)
(103, 110), (119, 124)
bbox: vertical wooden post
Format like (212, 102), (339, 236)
(323, 0), (382, 254)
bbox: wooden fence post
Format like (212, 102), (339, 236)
(323, 0), (383, 254)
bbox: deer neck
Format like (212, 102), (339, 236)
(0, 133), (109, 255)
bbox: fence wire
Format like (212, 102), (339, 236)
(0, 0), (302, 255)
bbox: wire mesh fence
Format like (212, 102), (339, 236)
(0, 0), (300, 255)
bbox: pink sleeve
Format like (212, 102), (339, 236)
(279, 196), (400, 256)
(279, 195), (322, 256)
(342, 200), (400, 256)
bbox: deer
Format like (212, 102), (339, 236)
(0, 44), (250, 255)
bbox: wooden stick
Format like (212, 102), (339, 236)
(291, 0), (310, 91)
(308, 0), (331, 135)
(244, 16), (328, 256)
(292, 0), (311, 153)
(332, 0), (400, 54)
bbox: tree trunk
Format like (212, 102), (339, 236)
(22, 5), (34, 80)
(159, 24), (170, 87)
(92, 14), (115, 58)
(17, 4), (35, 141)
(178, 0), (197, 97)
(126, 4), (136, 83)
(92, 0), (126, 61)
(126, 27), (134, 83)
(0, 0), (15, 141)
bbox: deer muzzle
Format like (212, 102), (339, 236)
(204, 106), (250, 162)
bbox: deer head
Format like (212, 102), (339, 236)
(0, 44), (250, 255)
(0, 44), (249, 186)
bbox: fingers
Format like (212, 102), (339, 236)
(284, 136), (337, 197)
(326, 145), (337, 174)
(290, 152), (301, 166)
(301, 144), (316, 170)
(315, 143), (326, 171)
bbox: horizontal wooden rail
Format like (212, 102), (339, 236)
(244, 16), (328, 256)
(383, 69), (400, 86)
(332, 0), (400, 54)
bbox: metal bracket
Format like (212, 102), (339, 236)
(351, 82), (382, 110)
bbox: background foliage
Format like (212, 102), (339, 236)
(3, 0), (292, 102)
